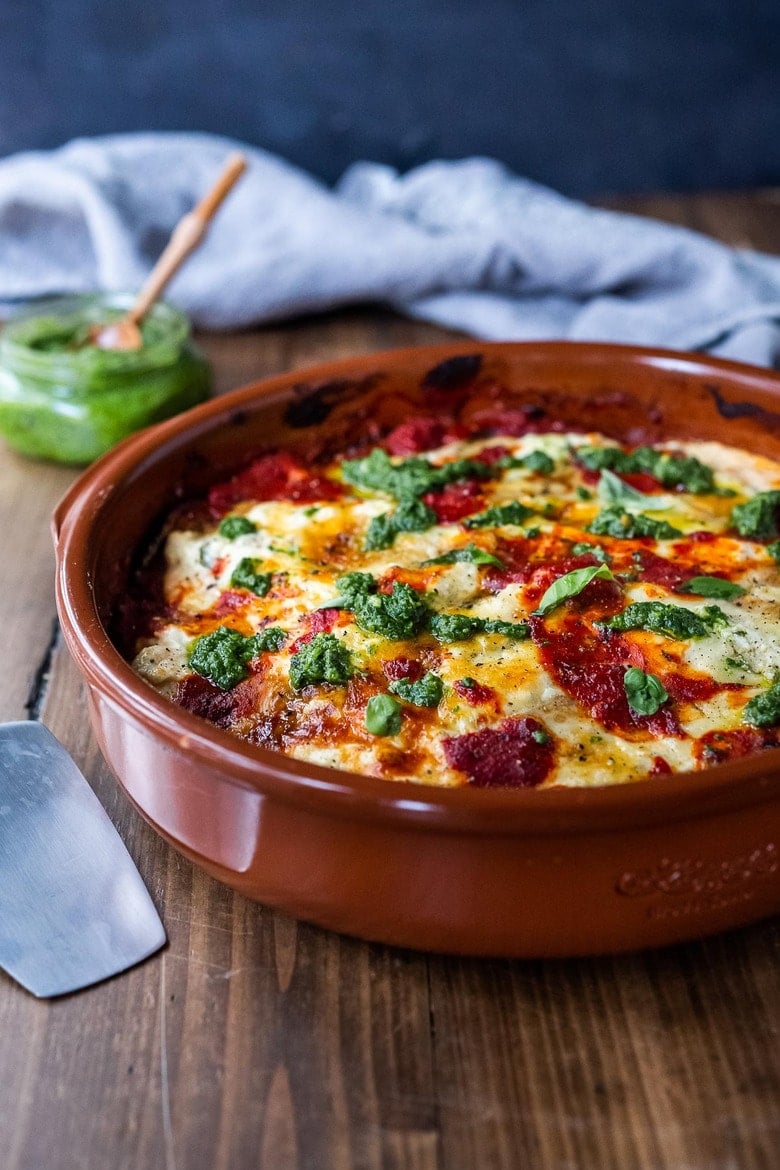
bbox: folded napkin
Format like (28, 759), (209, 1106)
(1, 131), (779, 365)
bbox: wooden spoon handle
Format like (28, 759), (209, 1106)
(127, 152), (247, 326)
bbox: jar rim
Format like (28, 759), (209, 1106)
(0, 293), (191, 382)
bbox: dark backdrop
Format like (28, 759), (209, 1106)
(1, 0), (778, 196)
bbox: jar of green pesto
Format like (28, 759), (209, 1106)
(0, 294), (212, 464)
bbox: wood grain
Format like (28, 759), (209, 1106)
(1, 193), (779, 1170)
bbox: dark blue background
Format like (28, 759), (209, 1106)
(1, 1), (778, 195)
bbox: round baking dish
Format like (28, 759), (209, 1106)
(53, 341), (780, 956)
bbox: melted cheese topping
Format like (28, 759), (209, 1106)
(129, 428), (780, 789)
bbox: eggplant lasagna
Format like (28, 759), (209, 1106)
(129, 418), (780, 788)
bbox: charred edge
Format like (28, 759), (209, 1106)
(25, 617), (61, 721)
(421, 353), (483, 390)
(284, 379), (360, 428)
(706, 383), (780, 430)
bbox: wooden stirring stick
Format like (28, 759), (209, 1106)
(92, 151), (247, 350)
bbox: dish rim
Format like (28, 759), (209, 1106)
(54, 339), (780, 835)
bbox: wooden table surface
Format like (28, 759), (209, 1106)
(2, 191), (779, 1170)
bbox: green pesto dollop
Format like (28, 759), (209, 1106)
(464, 500), (535, 529)
(388, 671), (444, 707)
(329, 571), (377, 608)
(187, 625), (280, 691)
(730, 491), (780, 542)
(229, 558), (273, 596)
(577, 444), (718, 494)
(587, 507), (682, 540)
(342, 447), (493, 501)
(219, 515), (258, 539)
(743, 679), (780, 728)
(501, 449), (555, 474)
(428, 612), (530, 643)
(288, 633), (353, 690)
(353, 582), (431, 640)
(600, 601), (728, 640)
(364, 497), (437, 550)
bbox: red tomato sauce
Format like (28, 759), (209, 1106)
(661, 673), (741, 704)
(423, 479), (485, 523)
(452, 678), (498, 707)
(382, 657), (423, 682)
(522, 561), (622, 613)
(530, 617), (683, 737)
(633, 550), (693, 591)
(443, 717), (555, 788)
(383, 417), (462, 455)
(212, 589), (252, 617)
(175, 674), (240, 728)
(695, 727), (780, 765)
(620, 471), (663, 493)
(208, 451), (342, 513)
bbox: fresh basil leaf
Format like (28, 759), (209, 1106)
(598, 469), (650, 508)
(533, 564), (616, 616)
(679, 575), (745, 600)
(767, 540), (780, 564)
(365, 693), (403, 736)
(623, 667), (669, 715)
(423, 542), (504, 568)
(598, 469), (669, 512)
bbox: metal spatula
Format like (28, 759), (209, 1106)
(0, 721), (166, 998)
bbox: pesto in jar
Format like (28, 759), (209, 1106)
(0, 294), (211, 464)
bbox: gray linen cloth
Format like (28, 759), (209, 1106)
(1, 131), (779, 365)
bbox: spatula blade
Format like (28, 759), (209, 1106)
(0, 721), (166, 997)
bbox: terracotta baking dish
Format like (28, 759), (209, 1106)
(53, 342), (780, 956)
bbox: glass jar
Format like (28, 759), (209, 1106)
(0, 294), (212, 464)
